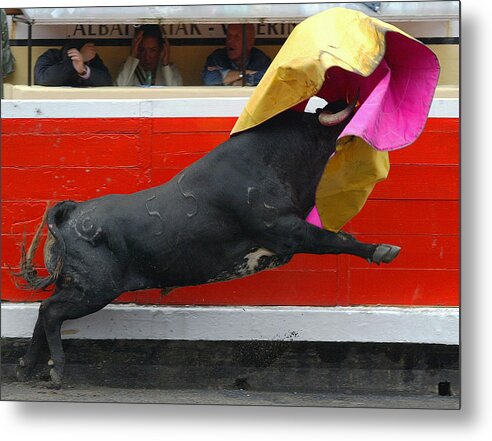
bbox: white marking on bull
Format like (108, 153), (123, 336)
(243, 248), (275, 274)
(206, 247), (277, 283)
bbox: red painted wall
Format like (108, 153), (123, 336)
(1, 117), (459, 306)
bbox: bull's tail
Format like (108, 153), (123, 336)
(13, 201), (76, 291)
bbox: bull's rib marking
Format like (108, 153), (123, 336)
(263, 202), (278, 228)
(177, 173), (198, 218)
(247, 187), (278, 228)
(247, 186), (260, 206)
(145, 195), (164, 236)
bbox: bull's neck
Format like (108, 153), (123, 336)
(277, 114), (349, 214)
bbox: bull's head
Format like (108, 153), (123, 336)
(317, 88), (360, 126)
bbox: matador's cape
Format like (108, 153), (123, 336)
(231, 7), (440, 231)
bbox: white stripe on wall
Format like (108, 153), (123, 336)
(1, 97), (459, 119)
(1, 303), (459, 345)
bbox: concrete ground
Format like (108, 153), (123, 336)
(1, 381), (459, 409)
(2, 339), (460, 409)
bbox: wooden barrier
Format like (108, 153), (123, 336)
(1, 92), (459, 307)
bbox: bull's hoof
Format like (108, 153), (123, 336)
(371, 244), (401, 264)
(48, 368), (63, 389)
(16, 357), (33, 382)
(15, 357), (34, 381)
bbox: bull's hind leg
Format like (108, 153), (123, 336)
(28, 286), (117, 388)
(16, 315), (48, 381)
(16, 294), (67, 386)
(257, 215), (400, 263)
(40, 295), (69, 388)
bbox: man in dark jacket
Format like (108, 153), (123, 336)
(34, 40), (112, 87)
(202, 24), (271, 86)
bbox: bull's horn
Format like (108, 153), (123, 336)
(318, 88), (360, 126)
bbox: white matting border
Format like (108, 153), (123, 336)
(1, 97), (459, 119)
(1, 303), (459, 345)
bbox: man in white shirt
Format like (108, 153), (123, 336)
(115, 25), (183, 86)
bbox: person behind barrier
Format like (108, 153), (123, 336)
(115, 25), (183, 86)
(1, 9), (16, 78)
(201, 24), (271, 86)
(34, 40), (112, 87)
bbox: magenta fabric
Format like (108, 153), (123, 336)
(306, 207), (323, 228)
(305, 32), (440, 227)
(315, 32), (440, 152)
(342, 33), (440, 151)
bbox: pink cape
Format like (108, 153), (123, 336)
(305, 31), (440, 228)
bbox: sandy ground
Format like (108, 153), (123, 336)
(1, 380), (460, 409)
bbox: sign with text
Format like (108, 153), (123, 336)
(13, 22), (299, 40)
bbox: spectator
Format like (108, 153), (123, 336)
(1, 9), (16, 78)
(202, 24), (271, 86)
(34, 40), (112, 87)
(115, 25), (182, 86)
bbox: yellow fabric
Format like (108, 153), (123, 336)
(317, 137), (390, 231)
(230, 7), (416, 231)
(232, 8), (415, 134)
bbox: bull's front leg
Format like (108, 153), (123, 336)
(333, 230), (400, 264)
(256, 215), (400, 264)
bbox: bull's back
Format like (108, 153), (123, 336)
(47, 115), (316, 290)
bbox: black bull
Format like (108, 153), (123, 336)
(15, 101), (400, 387)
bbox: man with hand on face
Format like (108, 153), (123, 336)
(202, 24), (271, 86)
(34, 40), (112, 87)
(115, 24), (183, 86)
